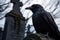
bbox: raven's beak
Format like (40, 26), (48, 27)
(25, 7), (32, 10)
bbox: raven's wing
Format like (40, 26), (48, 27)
(42, 12), (60, 39)
(42, 12), (59, 32)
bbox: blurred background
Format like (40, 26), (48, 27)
(0, 0), (60, 37)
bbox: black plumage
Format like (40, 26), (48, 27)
(26, 4), (60, 40)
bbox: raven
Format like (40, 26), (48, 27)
(26, 4), (60, 40)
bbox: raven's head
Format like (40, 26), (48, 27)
(25, 4), (44, 12)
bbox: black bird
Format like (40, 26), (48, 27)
(26, 4), (60, 40)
